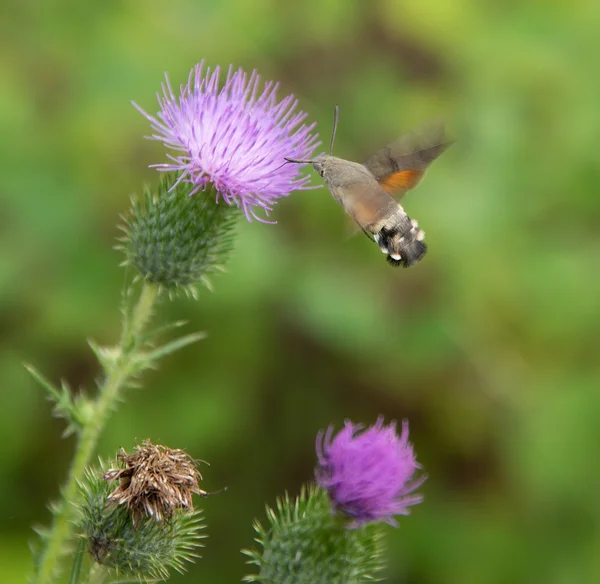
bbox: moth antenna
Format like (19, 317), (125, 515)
(329, 104), (339, 155)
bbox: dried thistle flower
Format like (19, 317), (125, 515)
(104, 440), (206, 527)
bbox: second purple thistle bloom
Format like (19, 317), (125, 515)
(134, 62), (320, 221)
(316, 417), (426, 528)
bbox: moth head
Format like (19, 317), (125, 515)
(310, 153), (329, 177)
(285, 105), (340, 178)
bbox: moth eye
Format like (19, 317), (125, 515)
(319, 170), (325, 177)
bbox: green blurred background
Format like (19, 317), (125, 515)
(1, 0), (599, 582)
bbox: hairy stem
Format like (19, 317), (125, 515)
(34, 283), (159, 584)
(68, 538), (85, 584)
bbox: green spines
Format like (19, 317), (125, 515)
(78, 463), (205, 581)
(244, 485), (385, 584)
(120, 173), (238, 296)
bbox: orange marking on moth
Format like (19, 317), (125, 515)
(379, 170), (423, 193)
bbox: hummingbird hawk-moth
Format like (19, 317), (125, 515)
(286, 106), (452, 267)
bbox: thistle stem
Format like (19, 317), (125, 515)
(34, 283), (159, 584)
(68, 538), (85, 584)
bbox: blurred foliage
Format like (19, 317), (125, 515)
(1, 0), (599, 582)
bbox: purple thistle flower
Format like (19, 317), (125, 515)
(133, 61), (320, 222)
(315, 416), (426, 528)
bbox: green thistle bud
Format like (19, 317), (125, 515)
(78, 447), (206, 581)
(119, 173), (238, 297)
(243, 485), (385, 584)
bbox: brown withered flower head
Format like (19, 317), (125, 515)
(104, 440), (207, 526)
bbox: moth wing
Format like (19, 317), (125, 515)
(363, 119), (453, 198)
(343, 217), (373, 242)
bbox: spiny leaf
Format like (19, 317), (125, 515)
(141, 332), (207, 363)
(25, 364), (79, 427)
(138, 320), (189, 345)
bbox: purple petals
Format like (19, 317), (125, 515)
(316, 417), (426, 528)
(134, 62), (320, 221)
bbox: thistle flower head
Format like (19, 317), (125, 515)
(104, 440), (206, 527)
(134, 61), (320, 221)
(316, 416), (426, 528)
(79, 455), (206, 580)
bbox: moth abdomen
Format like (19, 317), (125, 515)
(375, 217), (427, 268)
(385, 240), (427, 268)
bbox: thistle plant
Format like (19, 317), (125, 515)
(29, 58), (428, 584)
(28, 61), (318, 584)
